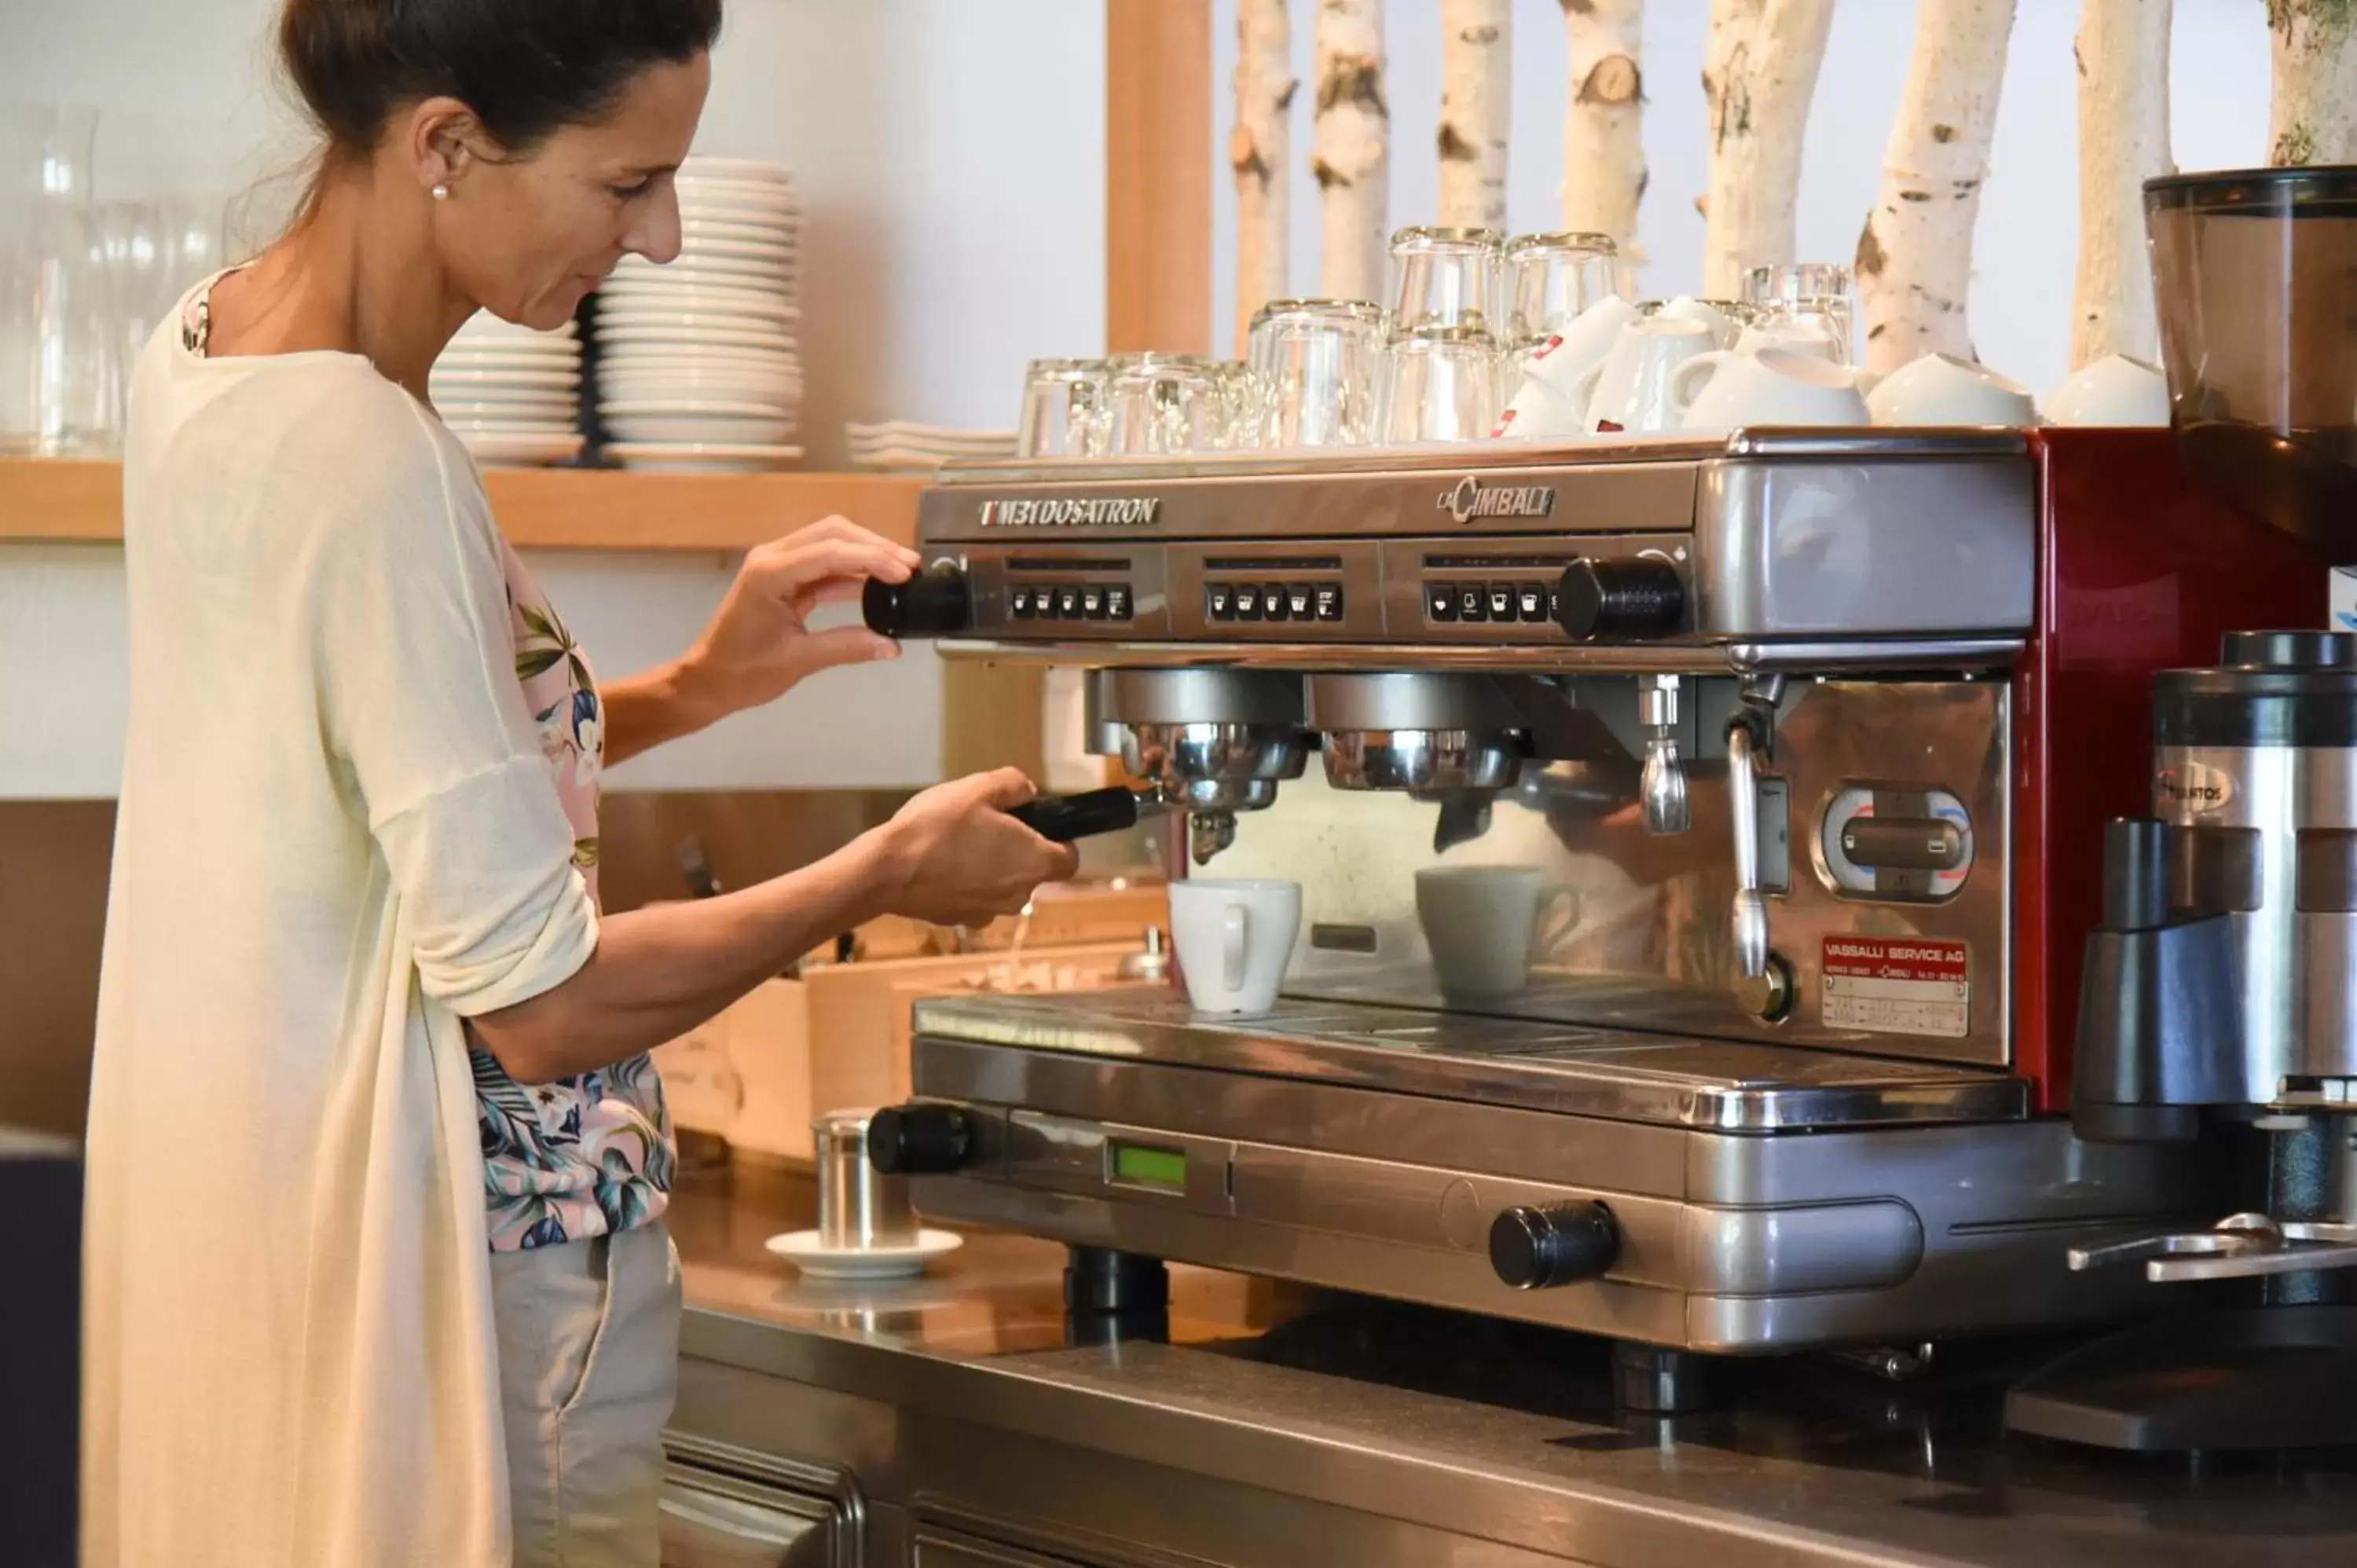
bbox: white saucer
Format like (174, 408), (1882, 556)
(458, 430), (585, 465)
(605, 441), (805, 471)
(764, 1228), (962, 1280)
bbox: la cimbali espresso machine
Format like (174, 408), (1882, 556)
(860, 167), (2357, 1438)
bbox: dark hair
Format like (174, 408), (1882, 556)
(280, 0), (722, 159)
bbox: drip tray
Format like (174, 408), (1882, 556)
(911, 991), (2029, 1132)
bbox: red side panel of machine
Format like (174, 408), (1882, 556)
(2015, 428), (2327, 1110)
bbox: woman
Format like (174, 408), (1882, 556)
(79, 2), (1076, 1563)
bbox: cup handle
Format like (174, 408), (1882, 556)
(1531, 887), (1582, 962)
(1671, 350), (1731, 416)
(1221, 905), (1248, 993)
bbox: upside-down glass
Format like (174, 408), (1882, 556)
(1505, 233), (1622, 350)
(1388, 226), (1506, 338)
(1744, 262), (1855, 363)
(1247, 299), (1381, 449)
(0, 105), (115, 456)
(1378, 326), (1502, 445)
(1209, 358), (1254, 449)
(1017, 357), (1109, 458)
(1105, 352), (1222, 453)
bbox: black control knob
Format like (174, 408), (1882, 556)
(862, 561), (972, 639)
(867, 1104), (974, 1174)
(1554, 559), (1684, 641)
(1490, 1200), (1620, 1290)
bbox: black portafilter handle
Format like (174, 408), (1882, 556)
(1006, 786), (1146, 843)
(862, 560), (972, 639)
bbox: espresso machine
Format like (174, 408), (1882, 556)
(855, 177), (2353, 1404)
(860, 417), (2321, 1396)
(2000, 166), (2357, 1449)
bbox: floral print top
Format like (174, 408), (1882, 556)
(475, 543), (675, 1251)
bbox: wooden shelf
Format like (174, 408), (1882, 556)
(0, 457), (924, 551)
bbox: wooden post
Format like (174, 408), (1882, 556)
(1107, 0), (1215, 354)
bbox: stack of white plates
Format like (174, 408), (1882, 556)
(595, 155), (802, 471)
(431, 314), (585, 466)
(845, 422), (1018, 471)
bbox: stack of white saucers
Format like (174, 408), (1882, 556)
(431, 313), (585, 466)
(845, 422), (1018, 471)
(595, 155), (802, 471)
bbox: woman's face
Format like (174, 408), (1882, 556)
(431, 53), (712, 331)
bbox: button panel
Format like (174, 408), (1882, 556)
(1204, 579), (1348, 624)
(1006, 581), (1138, 622)
(1424, 579), (1568, 627)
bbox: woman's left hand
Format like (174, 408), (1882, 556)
(681, 516), (921, 719)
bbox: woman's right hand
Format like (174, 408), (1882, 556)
(876, 768), (1080, 927)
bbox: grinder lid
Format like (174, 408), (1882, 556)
(2154, 630), (2357, 748)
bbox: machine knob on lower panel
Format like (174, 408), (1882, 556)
(1490, 1200), (1620, 1289)
(1555, 559), (1684, 641)
(862, 560), (972, 639)
(867, 1104), (974, 1174)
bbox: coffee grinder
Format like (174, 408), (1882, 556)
(2007, 166), (2357, 1449)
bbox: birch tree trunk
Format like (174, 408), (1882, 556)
(1699, 0), (1836, 299)
(1233, 0), (1296, 356)
(2070, 0), (2171, 368)
(2268, 0), (2357, 167)
(1853, 0), (2018, 376)
(1439, 0), (1512, 230)
(1560, 0), (1648, 280)
(1314, 0), (1391, 302)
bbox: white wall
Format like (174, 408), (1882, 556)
(1209, 0), (2271, 394)
(0, 0), (1105, 797)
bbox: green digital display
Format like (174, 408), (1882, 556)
(1111, 1142), (1188, 1191)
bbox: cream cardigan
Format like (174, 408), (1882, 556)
(82, 310), (597, 1566)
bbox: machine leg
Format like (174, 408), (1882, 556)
(1064, 1246), (1170, 1345)
(1612, 1343), (1714, 1416)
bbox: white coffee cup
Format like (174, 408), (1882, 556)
(1866, 351), (2038, 427)
(1524, 293), (1642, 416)
(1416, 866), (1579, 996)
(1658, 295), (1741, 350)
(1679, 346), (1872, 430)
(1170, 878), (1302, 1017)
(1585, 318), (1715, 434)
(1734, 321), (1839, 361)
(2039, 353), (2169, 427)
(1491, 373), (1588, 440)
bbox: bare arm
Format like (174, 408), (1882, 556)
(601, 520), (918, 768)
(471, 830), (900, 1083)
(599, 657), (728, 768)
(471, 768), (1077, 1083)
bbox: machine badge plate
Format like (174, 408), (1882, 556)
(1820, 936), (1970, 1039)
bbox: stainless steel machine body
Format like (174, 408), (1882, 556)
(873, 433), (2216, 1355)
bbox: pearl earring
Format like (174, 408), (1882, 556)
(431, 183), (449, 200)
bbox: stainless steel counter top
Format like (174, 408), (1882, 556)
(670, 1167), (2357, 1568)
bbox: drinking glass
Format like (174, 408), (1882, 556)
(158, 193), (227, 298)
(95, 200), (173, 423)
(1744, 262), (1855, 363)
(1017, 357), (1109, 458)
(1505, 233), (1622, 351)
(1105, 353), (1221, 453)
(0, 105), (116, 456)
(1209, 359), (1254, 449)
(1387, 226), (1505, 338)
(1377, 327), (1501, 444)
(1246, 299), (1380, 449)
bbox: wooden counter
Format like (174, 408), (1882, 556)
(0, 457), (925, 551)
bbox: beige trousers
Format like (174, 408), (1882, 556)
(489, 1222), (683, 1568)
